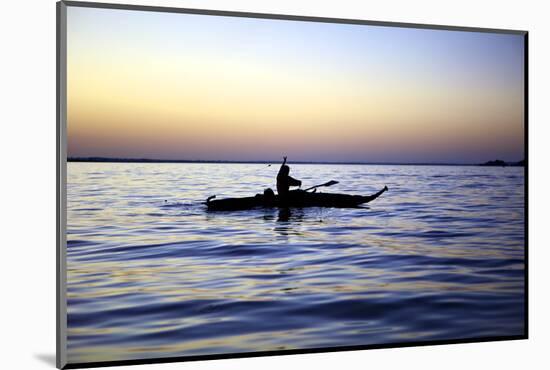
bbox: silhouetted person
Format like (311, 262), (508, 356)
(262, 187), (276, 206)
(277, 156), (301, 198)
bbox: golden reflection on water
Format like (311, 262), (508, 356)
(70, 327), (322, 363)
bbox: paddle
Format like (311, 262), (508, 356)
(304, 180), (339, 192)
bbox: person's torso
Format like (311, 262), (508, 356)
(277, 174), (289, 195)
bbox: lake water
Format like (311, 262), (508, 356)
(66, 163), (525, 364)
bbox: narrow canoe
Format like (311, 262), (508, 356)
(206, 187), (387, 211)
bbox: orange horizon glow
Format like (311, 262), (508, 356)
(67, 7), (525, 163)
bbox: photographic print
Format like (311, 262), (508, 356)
(58, 2), (527, 368)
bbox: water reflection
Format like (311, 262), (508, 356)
(270, 208), (304, 239)
(278, 207), (292, 222)
(66, 163), (525, 364)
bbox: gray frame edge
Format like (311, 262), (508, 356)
(56, 1), (68, 369)
(61, 0), (527, 35)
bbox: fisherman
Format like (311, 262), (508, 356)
(277, 156), (302, 199)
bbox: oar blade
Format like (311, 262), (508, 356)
(304, 180), (339, 192)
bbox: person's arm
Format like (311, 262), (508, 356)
(287, 176), (302, 187)
(278, 156), (287, 176)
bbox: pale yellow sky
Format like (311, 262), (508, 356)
(67, 6), (525, 163)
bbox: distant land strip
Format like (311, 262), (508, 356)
(67, 157), (525, 167)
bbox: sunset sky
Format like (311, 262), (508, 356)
(66, 6), (525, 163)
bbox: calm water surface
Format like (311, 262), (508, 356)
(66, 163), (525, 363)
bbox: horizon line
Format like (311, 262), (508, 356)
(67, 156), (524, 166)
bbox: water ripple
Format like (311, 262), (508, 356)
(66, 163), (525, 363)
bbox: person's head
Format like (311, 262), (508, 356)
(264, 188), (275, 200)
(280, 165), (290, 175)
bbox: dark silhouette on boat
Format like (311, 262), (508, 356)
(277, 156), (302, 199)
(206, 157), (388, 211)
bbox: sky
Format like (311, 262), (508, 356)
(66, 6), (525, 164)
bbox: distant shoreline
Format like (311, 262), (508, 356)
(67, 157), (524, 167)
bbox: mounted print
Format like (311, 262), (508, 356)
(57, 1), (528, 368)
